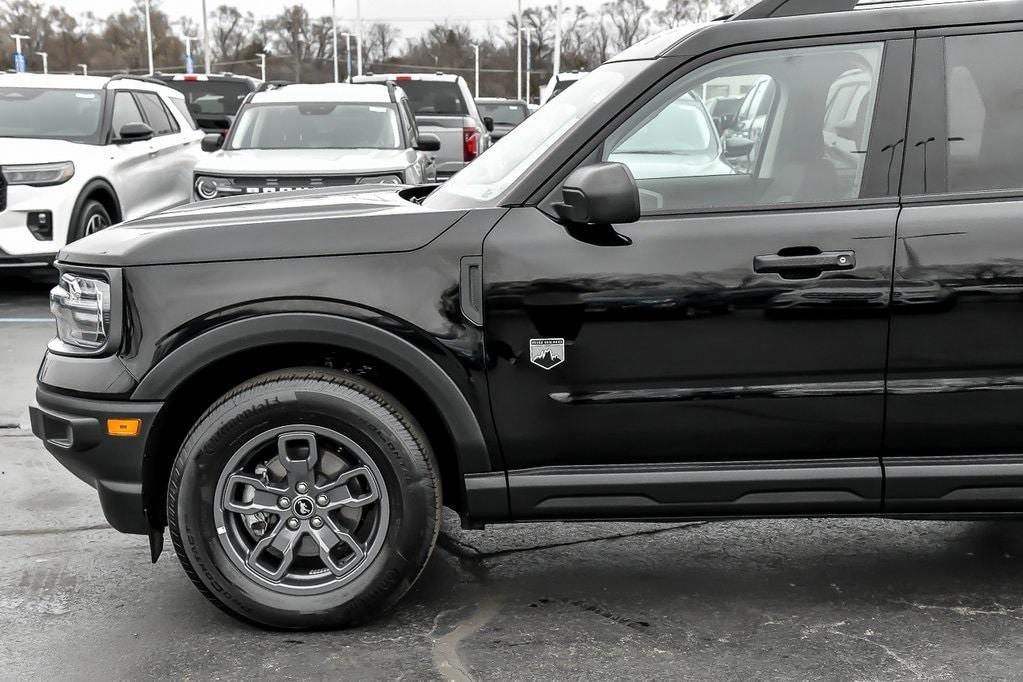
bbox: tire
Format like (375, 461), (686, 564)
(69, 199), (112, 243)
(168, 368), (441, 629)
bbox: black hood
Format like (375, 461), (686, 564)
(59, 186), (467, 268)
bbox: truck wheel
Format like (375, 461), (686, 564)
(69, 199), (111, 243)
(167, 368), (441, 629)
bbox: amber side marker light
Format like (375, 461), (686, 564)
(107, 418), (142, 437)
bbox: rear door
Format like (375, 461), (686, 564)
(885, 24), (1023, 511)
(484, 36), (913, 519)
(106, 90), (153, 221)
(135, 91), (198, 210)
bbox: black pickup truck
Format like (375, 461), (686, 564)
(30, 0), (1023, 629)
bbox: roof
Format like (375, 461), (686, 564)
(476, 97), (527, 104)
(0, 72), (184, 97)
(353, 73), (461, 83)
(251, 82), (394, 104)
(154, 72), (260, 85)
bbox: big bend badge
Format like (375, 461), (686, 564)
(529, 338), (565, 370)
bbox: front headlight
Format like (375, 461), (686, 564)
(194, 175), (240, 200)
(2, 161), (75, 186)
(357, 174), (402, 185)
(50, 273), (111, 352)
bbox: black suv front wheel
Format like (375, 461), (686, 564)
(168, 369), (441, 629)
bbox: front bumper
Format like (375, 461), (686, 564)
(0, 183), (74, 258)
(30, 386), (162, 534)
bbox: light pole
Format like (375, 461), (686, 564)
(331, 0), (339, 83)
(341, 33), (357, 82)
(471, 44), (479, 97)
(258, 51), (267, 81)
(144, 0), (154, 75)
(553, 0), (563, 77)
(520, 28), (534, 104)
(78, 63), (88, 76)
(515, 0), (522, 100)
(183, 36), (198, 74)
(11, 34), (29, 73)
(201, 0), (211, 74)
(355, 0), (363, 76)
(35, 51), (48, 74)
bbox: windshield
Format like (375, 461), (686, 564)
(396, 80), (469, 116)
(423, 62), (646, 209)
(0, 87), (103, 142)
(162, 80), (253, 116)
(477, 102), (528, 125)
(227, 102), (402, 150)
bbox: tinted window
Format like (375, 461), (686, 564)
(944, 32), (1023, 193)
(110, 92), (145, 139)
(136, 92), (177, 135)
(397, 81), (468, 116)
(170, 98), (199, 130)
(477, 102), (528, 125)
(603, 42), (884, 213)
(229, 102), (402, 150)
(0, 87), (103, 142)
(161, 79), (253, 115)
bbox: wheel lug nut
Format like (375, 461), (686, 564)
(277, 496), (291, 509)
(296, 482), (309, 494)
(316, 495), (329, 507)
(286, 518), (300, 530)
(311, 516), (323, 529)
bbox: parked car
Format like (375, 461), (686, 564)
(353, 73), (491, 179)
(540, 70), (588, 105)
(152, 72), (261, 134)
(0, 73), (202, 274)
(475, 97), (530, 141)
(33, 0), (1023, 630)
(192, 83), (440, 200)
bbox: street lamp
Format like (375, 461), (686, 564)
(201, 0), (211, 74)
(78, 63), (88, 76)
(35, 51), (48, 74)
(515, 0), (522, 100)
(520, 28), (534, 104)
(471, 44), (479, 98)
(143, 0), (155, 75)
(341, 32), (355, 82)
(553, 0), (563, 77)
(331, 0), (340, 83)
(182, 36), (198, 74)
(355, 0), (363, 76)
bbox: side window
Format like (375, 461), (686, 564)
(400, 100), (417, 143)
(603, 42), (884, 213)
(944, 31), (1023, 193)
(110, 92), (145, 140)
(136, 92), (176, 135)
(170, 97), (199, 130)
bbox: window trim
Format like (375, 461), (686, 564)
(107, 90), (147, 142)
(533, 33), (913, 219)
(134, 90), (178, 137)
(903, 24), (1023, 204)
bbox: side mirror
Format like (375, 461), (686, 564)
(415, 133), (441, 152)
(116, 122), (154, 144)
(482, 116), (495, 133)
(723, 135), (755, 159)
(201, 133), (225, 152)
(553, 162), (640, 226)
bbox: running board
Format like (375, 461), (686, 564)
(885, 454), (1023, 512)
(506, 458), (881, 520)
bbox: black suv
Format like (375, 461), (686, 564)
(30, 0), (1023, 629)
(152, 72), (261, 133)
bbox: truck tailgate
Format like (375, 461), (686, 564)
(416, 115), (472, 178)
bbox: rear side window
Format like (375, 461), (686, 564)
(170, 97), (199, 130)
(944, 32), (1023, 193)
(396, 81), (468, 116)
(136, 92), (177, 135)
(110, 92), (145, 139)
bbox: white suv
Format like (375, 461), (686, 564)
(0, 73), (203, 272)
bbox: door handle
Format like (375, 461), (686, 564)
(754, 249), (855, 276)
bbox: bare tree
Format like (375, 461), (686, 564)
(603, 0), (651, 52)
(365, 22), (401, 64)
(656, 0), (714, 27)
(210, 5), (256, 65)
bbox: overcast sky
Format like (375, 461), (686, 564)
(53, 0), (673, 38)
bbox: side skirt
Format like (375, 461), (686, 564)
(885, 454), (1023, 513)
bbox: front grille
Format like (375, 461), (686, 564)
(230, 175), (358, 192)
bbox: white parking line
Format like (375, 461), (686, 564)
(0, 318), (52, 323)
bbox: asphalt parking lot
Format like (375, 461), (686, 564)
(4, 277), (1023, 680)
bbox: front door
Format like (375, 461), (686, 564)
(484, 37), (913, 518)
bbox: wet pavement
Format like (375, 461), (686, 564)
(3, 277), (1023, 680)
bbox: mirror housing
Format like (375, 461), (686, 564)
(201, 133), (225, 152)
(116, 122), (155, 144)
(415, 133), (441, 152)
(553, 162), (640, 226)
(723, 135), (755, 158)
(482, 116), (495, 133)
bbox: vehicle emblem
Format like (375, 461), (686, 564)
(529, 338), (565, 370)
(292, 496), (314, 519)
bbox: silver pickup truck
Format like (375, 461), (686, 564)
(353, 73), (491, 180)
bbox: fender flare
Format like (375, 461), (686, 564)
(72, 178), (123, 225)
(132, 312), (493, 475)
